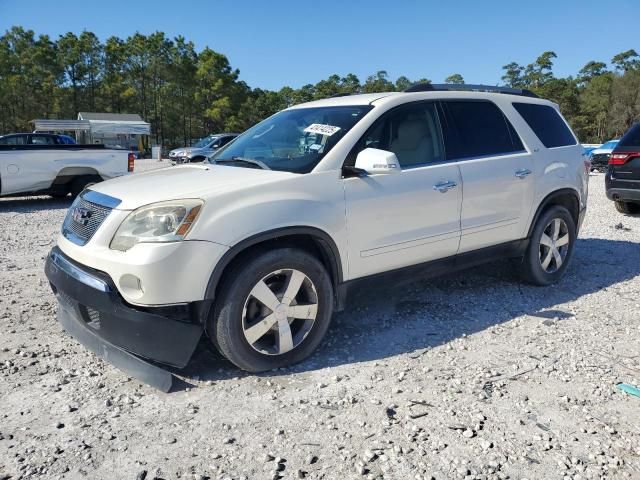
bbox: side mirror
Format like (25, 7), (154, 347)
(354, 148), (401, 175)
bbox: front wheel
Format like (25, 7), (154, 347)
(210, 248), (334, 372)
(520, 205), (576, 286)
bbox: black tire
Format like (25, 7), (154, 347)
(210, 247), (334, 372)
(70, 176), (99, 198)
(520, 205), (576, 286)
(614, 200), (640, 215)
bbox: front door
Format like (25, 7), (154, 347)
(343, 101), (462, 279)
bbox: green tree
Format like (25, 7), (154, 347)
(611, 49), (639, 72)
(523, 51), (557, 87)
(501, 62), (524, 87)
(609, 70), (640, 135)
(363, 70), (394, 93)
(444, 73), (464, 84)
(394, 75), (412, 91)
(578, 61), (607, 85)
(194, 47), (243, 134)
(576, 72), (614, 142)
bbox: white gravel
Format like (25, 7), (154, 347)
(1, 173), (639, 480)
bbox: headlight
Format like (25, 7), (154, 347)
(110, 199), (203, 252)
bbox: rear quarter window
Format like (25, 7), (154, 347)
(617, 123), (640, 147)
(440, 100), (524, 160)
(512, 102), (576, 148)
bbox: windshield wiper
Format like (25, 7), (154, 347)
(214, 156), (271, 170)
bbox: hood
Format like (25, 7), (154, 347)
(89, 164), (295, 210)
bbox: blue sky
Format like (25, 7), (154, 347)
(0, 0), (637, 90)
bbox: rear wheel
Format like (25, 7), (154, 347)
(210, 248), (334, 372)
(520, 205), (576, 286)
(70, 176), (100, 198)
(614, 200), (640, 215)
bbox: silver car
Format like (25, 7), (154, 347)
(169, 133), (238, 163)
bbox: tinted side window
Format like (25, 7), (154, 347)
(441, 100), (524, 160)
(29, 135), (55, 145)
(512, 102), (576, 148)
(618, 123), (640, 147)
(0, 135), (26, 145)
(355, 102), (445, 169)
(220, 136), (235, 147)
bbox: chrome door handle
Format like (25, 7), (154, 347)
(433, 180), (457, 193)
(515, 169), (532, 179)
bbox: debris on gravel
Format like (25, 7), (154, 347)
(1, 174), (639, 479)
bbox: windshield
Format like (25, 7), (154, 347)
(210, 105), (373, 173)
(193, 136), (217, 148)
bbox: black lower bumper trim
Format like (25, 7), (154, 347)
(45, 247), (204, 390)
(606, 187), (640, 202)
(57, 302), (174, 392)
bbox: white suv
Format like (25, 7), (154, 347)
(45, 84), (588, 390)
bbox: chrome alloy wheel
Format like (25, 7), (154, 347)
(538, 218), (570, 273)
(242, 269), (318, 355)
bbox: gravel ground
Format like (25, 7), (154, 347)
(1, 173), (639, 480)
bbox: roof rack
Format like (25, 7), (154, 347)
(403, 83), (538, 98)
(329, 92), (353, 98)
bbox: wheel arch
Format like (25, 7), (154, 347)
(53, 167), (103, 184)
(527, 188), (580, 238)
(204, 226), (344, 308)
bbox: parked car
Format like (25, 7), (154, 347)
(45, 84), (588, 391)
(0, 143), (134, 198)
(605, 123), (640, 214)
(169, 133), (238, 163)
(589, 139), (619, 171)
(0, 132), (77, 145)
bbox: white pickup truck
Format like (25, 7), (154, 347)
(0, 144), (134, 198)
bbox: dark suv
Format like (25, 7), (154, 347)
(606, 123), (640, 214)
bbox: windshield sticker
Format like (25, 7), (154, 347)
(304, 124), (341, 137)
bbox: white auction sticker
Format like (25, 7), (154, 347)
(303, 124), (342, 136)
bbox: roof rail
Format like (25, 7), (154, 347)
(329, 92), (353, 98)
(404, 83), (538, 98)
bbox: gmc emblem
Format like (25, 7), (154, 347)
(71, 207), (92, 226)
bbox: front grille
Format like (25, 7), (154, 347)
(62, 194), (113, 246)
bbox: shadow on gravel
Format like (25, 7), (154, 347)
(0, 196), (72, 213)
(172, 237), (640, 390)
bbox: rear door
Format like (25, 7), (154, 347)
(440, 100), (534, 252)
(344, 101), (462, 279)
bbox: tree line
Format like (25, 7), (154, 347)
(1, 26), (639, 148)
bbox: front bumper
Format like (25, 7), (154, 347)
(45, 247), (203, 391)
